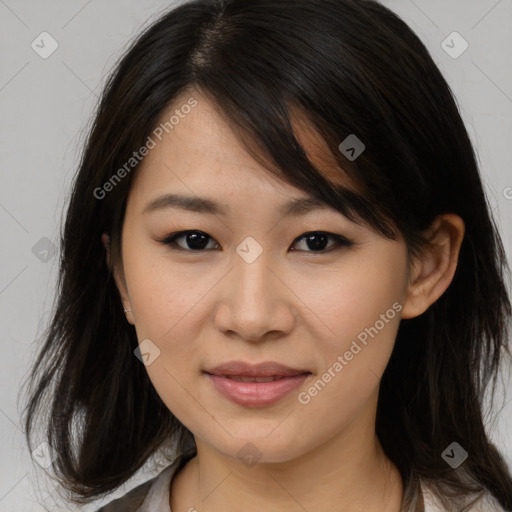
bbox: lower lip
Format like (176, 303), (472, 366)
(205, 373), (310, 407)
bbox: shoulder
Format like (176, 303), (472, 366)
(94, 449), (197, 512)
(94, 478), (155, 512)
(421, 479), (509, 512)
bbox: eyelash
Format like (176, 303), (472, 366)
(158, 230), (354, 254)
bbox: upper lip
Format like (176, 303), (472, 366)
(205, 360), (310, 377)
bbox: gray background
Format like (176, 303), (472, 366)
(1, 0), (511, 510)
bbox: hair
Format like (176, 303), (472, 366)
(21, 0), (512, 509)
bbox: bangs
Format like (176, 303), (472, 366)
(177, 3), (417, 241)
(183, 83), (401, 240)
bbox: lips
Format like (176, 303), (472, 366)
(223, 375), (288, 383)
(205, 360), (309, 378)
(204, 360), (311, 407)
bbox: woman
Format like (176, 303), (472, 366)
(22, 0), (512, 510)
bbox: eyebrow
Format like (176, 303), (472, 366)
(142, 193), (333, 217)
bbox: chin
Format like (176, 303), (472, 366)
(202, 428), (312, 465)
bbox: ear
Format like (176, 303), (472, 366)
(401, 214), (465, 319)
(101, 233), (134, 324)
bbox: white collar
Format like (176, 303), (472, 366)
(136, 453), (506, 512)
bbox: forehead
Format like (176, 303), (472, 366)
(129, 89), (354, 204)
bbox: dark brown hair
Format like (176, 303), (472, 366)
(21, 0), (512, 509)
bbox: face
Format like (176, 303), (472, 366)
(113, 89), (414, 463)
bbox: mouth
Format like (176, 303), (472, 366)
(203, 360), (312, 407)
(218, 375), (295, 383)
(205, 360), (310, 377)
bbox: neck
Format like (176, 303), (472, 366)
(171, 402), (403, 511)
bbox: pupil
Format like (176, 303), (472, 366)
(187, 232), (209, 250)
(184, 232), (329, 251)
(307, 233), (328, 251)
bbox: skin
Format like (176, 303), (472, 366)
(103, 89), (465, 512)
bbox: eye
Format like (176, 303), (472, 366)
(158, 230), (354, 253)
(159, 231), (220, 251)
(290, 231), (354, 252)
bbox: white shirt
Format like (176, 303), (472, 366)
(97, 450), (507, 512)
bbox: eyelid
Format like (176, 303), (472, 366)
(157, 230), (354, 253)
(291, 231), (354, 252)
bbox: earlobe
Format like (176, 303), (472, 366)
(401, 214), (465, 319)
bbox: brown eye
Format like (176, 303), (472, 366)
(160, 231), (219, 251)
(290, 231), (354, 253)
(159, 230), (353, 254)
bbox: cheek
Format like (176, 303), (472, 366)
(298, 247), (407, 346)
(122, 249), (208, 423)
(122, 237), (209, 339)
(295, 292), (402, 437)
(300, 248), (407, 400)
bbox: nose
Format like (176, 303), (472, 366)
(213, 249), (296, 343)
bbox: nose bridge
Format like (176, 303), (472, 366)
(232, 242), (277, 315)
(214, 238), (294, 341)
